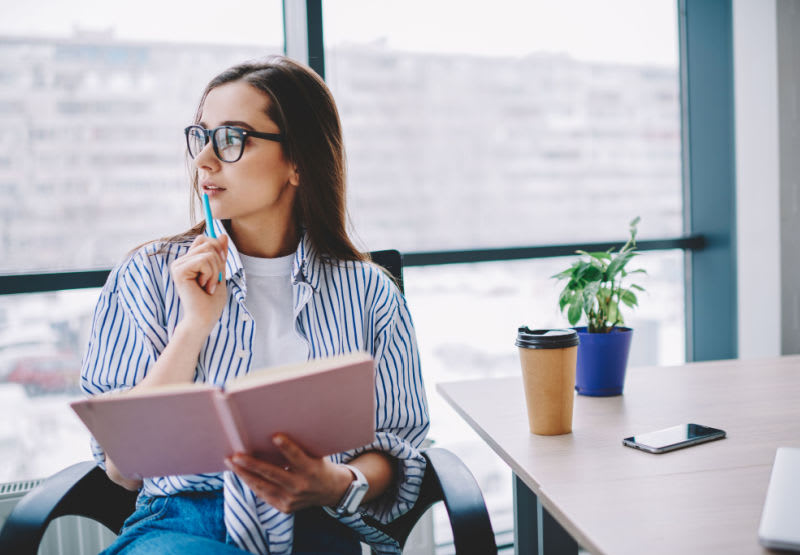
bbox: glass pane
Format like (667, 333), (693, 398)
(324, 1), (681, 549)
(0, 1), (283, 274)
(404, 251), (684, 549)
(0, 289), (99, 482)
(323, 0), (681, 253)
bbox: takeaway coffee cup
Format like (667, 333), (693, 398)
(515, 327), (580, 435)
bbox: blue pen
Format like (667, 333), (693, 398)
(202, 193), (223, 283)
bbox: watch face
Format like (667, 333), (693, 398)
(337, 464), (369, 515)
(354, 482), (369, 495)
(342, 481), (369, 514)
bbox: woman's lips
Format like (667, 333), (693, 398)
(202, 184), (226, 195)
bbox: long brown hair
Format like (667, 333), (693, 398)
(157, 56), (365, 263)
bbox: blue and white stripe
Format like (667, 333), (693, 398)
(81, 221), (430, 554)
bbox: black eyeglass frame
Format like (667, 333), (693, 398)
(184, 125), (283, 163)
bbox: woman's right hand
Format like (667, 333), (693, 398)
(106, 456), (143, 491)
(169, 234), (229, 332)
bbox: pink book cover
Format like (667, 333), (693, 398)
(70, 352), (376, 479)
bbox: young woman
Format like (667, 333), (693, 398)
(81, 56), (429, 555)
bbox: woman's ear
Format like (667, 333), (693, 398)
(289, 166), (300, 187)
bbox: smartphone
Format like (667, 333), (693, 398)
(623, 423), (726, 454)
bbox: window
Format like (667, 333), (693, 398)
(1, 4), (689, 552)
(322, 1), (681, 549)
(0, 1), (283, 274)
(324, 0), (681, 252)
(0, 0), (282, 481)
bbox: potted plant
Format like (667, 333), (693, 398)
(552, 217), (645, 396)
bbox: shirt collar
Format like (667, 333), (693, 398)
(292, 232), (321, 291)
(206, 220), (320, 291)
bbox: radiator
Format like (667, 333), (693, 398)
(0, 478), (434, 555)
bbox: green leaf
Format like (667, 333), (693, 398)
(567, 298), (583, 325)
(582, 265), (603, 282)
(607, 300), (619, 325)
(582, 289), (596, 314)
(605, 251), (634, 279)
(620, 289), (638, 308)
(574, 262), (594, 280)
(567, 279), (583, 291)
(577, 250), (611, 262)
(559, 289), (574, 311)
(630, 284), (645, 291)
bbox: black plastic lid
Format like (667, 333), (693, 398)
(515, 327), (579, 349)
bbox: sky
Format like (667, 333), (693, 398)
(0, 0), (678, 66)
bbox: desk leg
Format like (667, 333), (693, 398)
(513, 475), (578, 555)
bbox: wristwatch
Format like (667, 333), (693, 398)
(325, 464), (369, 516)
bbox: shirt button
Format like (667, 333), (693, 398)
(241, 314), (251, 322)
(235, 349), (249, 359)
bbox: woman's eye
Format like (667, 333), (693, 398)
(214, 129), (243, 150)
(222, 131), (243, 146)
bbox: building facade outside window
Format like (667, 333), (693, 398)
(0, 1), (284, 483)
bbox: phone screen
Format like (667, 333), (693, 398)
(623, 423), (726, 453)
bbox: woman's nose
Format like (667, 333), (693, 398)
(193, 140), (220, 171)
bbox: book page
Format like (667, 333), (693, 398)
(108, 381), (218, 397)
(71, 388), (235, 478)
(224, 351), (372, 393)
(224, 353), (376, 464)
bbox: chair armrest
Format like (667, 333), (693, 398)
(370, 447), (497, 553)
(0, 461), (137, 555)
(424, 447), (497, 554)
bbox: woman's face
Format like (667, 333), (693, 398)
(193, 81), (298, 226)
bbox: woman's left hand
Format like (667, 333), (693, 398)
(225, 435), (353, 514)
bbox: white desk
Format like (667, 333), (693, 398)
(437, 355), (800, 554)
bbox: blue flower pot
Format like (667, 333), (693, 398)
(574, 327), (633, 396)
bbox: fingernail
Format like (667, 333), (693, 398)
(273, 436), (284, 446)
(224, 459), (234, 470)
(232, 455), (245, 465)
(210, 282), (216, 295)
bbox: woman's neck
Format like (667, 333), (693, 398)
(227, 216), (300, 259)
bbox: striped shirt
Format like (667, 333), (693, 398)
(80, 220), (430, 554)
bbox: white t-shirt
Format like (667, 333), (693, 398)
(238, 251), (309, 370)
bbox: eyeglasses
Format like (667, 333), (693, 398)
(184, 125), (283, 163)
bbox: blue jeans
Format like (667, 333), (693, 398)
(101, 490), (362, 555)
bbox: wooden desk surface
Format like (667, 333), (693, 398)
(437, 355), (800, 554)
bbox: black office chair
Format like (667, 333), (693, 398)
(0, 250), (496, 555)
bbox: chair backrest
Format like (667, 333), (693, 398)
(369, 249), (404, 294)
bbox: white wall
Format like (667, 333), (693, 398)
(733, 0), (781, 358)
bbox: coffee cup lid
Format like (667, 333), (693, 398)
(515, 327), (579, 349)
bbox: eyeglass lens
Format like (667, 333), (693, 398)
(186, 126), (245, 162)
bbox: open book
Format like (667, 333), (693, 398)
(71, 352), (376, 479)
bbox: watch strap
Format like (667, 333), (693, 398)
(325, 463), (369, 516)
